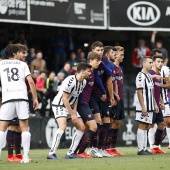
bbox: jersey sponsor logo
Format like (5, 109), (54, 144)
(116, 76), (123, 80)
(98, 70), (104, 75)
(127, 1), (160, 26)
(88, 82), (94, 86)
(154, 81), (162, 87)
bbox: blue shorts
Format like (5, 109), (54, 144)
(8, 117), (19, 126)
(114, 100), (125, 120)
(77, 103), (94, 123)
(89, 92), (102, 114)
(152, 107), (164, 124)
(101, 100), (110, 118)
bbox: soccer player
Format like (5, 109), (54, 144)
(65, 52), (101, 158)
(149, 55), (166, 154)
(108, 46), (125, 156)
(6, 44), (29, 162)
(87, 41), (114, 157)
(0, 44), (39, 163)
(47, 62), (92, 159)
(102, 46), (122, 156)
(136, 56), (158, 155)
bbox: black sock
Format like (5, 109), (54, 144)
(6, 130), (14, 155)
(14, 131), (22, 155)
(154, 129), (163, 146)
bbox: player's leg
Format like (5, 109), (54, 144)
(98, 100), (112, 157)
(137, 122), (150, 155)
(152, 108), (166, 154)
(47, 106), (67, 159)
(148, 124), (156, 150)
(108, 100), (125, 156)
(0, 121), (9, 160)
(164, 117), (170, 148)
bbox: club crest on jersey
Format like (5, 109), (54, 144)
(88, 114), (92, 118)
(65, 87), (70, 91)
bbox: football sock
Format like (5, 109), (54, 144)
(6, 130), (14, 155)
(137, 128), (144, 152)
(143, 130), (148, 151)
(14, 131), (22, 155)
(154, 129), (163, 146)
(22, 131), (31, 158)
(148, 127), (155, 149)
(110, 129), (118, 149)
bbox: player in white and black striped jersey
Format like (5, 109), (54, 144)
(47, 62), (92, 160)
(135, 56), (158, 155)
(161, 63), (170, 149)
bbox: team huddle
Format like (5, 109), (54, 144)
(0, 41), (169, 163)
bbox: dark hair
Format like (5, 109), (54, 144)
(16, 43), (28, 52)
(150, 49), (162, 57)
(91, 41), (103, 49)
(87, 52), (101, 61)
(77, 62), (92, 73)
(152, 55), (163, 61)
(112, 47), (117, 52)
(103, 46), (113, 56)
(5, 44), (20, 58)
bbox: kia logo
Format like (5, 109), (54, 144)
(127, 1), (161, 26)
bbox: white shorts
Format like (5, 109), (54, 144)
(0, 101), (29, 121)
(135, 111), (153, 124)
(162, 104), (170, 117)
(52, 106), (81, 119)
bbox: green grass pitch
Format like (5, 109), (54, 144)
(1, 147), (170, 170)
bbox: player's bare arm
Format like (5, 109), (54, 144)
(137, 89), (147, 116)
(27, 75), (39, 110)
(62, 92), (77, 124)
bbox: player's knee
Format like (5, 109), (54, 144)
(166, 121), (170, 128)
(89, 124), (97, 132)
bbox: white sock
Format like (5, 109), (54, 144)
(166, 127), (170, 145)
(67, 129), (84, 155)
(49, 129), (64, 155)
(137, 128), (144, 152)
(22, 131), (31, 158)
(148, 127), (155, 149)
(143, 130), (148, 151)
(0, 131), (5, 159)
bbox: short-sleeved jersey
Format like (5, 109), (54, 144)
(0, 59), (31, 104)
(79, 70), (94, 104)
(136, 72), (155, 112)
(115, 65), (123, 100)
(150, 70), (162, 106)
(161, 65), (170, 104)
(52, 75), (86, 107)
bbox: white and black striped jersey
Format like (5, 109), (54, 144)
(161, 65), (170, 104)
(135, 72), (155, 112)
(52, 75), (86, 108)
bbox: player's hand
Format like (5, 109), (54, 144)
(142, 107), (147, 116)
(101, 94), (106, 101)
(160, 103), (165, 110)
(110, 98), (117, 106)
(71, 111), (78, 125)
(115, 94), (120, 101)
(155, 105), (159, 113)
(33, 99), (39, 110)
(154, 75), (162, 80)
(42, 88), (47, 94)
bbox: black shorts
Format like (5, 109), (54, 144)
(77, 103), (94, 123)
(101, 100), (110, 118)
(152, 107), (164, 124)
(114, 100), (125, 120)
(89, 93), (102, 114)
(109, 106), (117, 119)
(8, 117), (19, 126)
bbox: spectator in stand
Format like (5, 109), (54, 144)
(151, 31), (169, 66)
(70, 63), (78, 75)
(35, 71), (48, 117)
(67, 52), (78, 68)
(58, 62), (71, 78)
(44, 71), (56, 117)
(51, 29), (67, 73)
(30, 50), (47, 73)
(26, 47), (36, 66)
(77, 51), (87, 63)
(13, 31), (28, 46)
(53, 72), (65, 94)
(132, 39), (151, 76)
